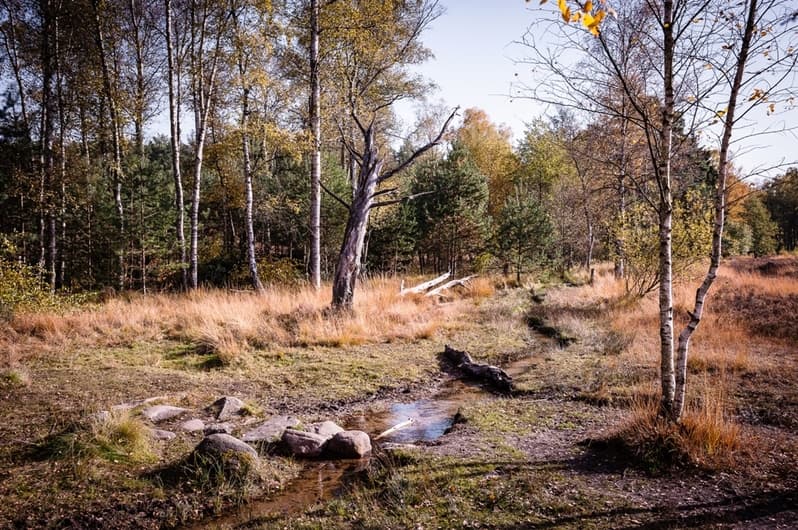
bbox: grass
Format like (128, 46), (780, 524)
(1, 261), (795, 528)
(1, 277), (473, 367)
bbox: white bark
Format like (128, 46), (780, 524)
(672, 0), (759, 420)
(309, 0), (322, 290)
(400, 272), (450, 296)
(165, 0), (187, 289)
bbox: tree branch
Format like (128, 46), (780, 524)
(370, 190), (434, 209)
(378, 106), (459, 184)
(320, 180), (351, 211)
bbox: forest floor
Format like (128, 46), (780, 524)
(1, 258), (797, 529)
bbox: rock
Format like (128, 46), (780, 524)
(150, 429), (176, 441)
(207, 396), (246, 421)
(112, 396), (167, 412)
(194, 433), (258, 462)
(180, 419), (206, 432)
(204, 423), (233, 435)
(141, 405), (188, 423)
(325, 430), (372, 459)
(281, 428), (328, 458)
(242, 415), (301, 443)
(309, 420), (344, 440)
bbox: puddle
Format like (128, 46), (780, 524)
(185, 353), (539, 528)
(183, 460), (368, 529)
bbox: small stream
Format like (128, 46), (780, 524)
(190, 354), (537, 529)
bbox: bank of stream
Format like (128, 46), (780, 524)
(190, 351), (538, 529)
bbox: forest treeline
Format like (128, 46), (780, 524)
(0, 0), (796, 306)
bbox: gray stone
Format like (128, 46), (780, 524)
(309, 420), (344, 440)
(180, 419), (206, 432)
(208, 396), (246, 421)
(150, 429), (176, 441)
(204, 422), (233, 435)
(112, 396), (167, 412)
(241, 415), (301, 443)
(281, 428), (328, 458)
(141, 405), (188, 423)
(325, 430), (372, 459)
(194, 433), (258, 461)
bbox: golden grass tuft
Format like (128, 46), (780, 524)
(90, 410), (157, 464)
(607, 380), (740, 471)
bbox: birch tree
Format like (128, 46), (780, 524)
(186, 0), (227, 289)
(529, 0), (798, 421)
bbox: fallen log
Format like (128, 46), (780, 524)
(443, 345), (513, 393)
(400, 272), (451, 296)
(426, 274), (477, 297)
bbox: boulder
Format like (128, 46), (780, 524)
(325, 430), (372, 459)
(204, 422), (233, 435)
(150, 429), (176, 441)
(241, 415), (301, 443)
(179, 419), (206, 432)
(207, 396), (246, 421)
(141, 405), (188, 423)
(193, 433), (258, 462)
(281, 428), (328, 458)
(309, 420), (345, 440)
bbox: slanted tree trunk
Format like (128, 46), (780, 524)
(331, 109), (457, 311)
(331, 127), (382, 310)
(672, 0), (758, 420)
(165, 0), (187, 289)
(308, 0), (322, 290)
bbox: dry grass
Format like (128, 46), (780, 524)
(0, 277), (477, 366)
(608, 377), (740, 471)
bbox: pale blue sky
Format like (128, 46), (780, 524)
(402, 0), (797, 181)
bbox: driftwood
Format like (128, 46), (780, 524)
(400, 272), (451, 296)
(443, 345), (513, 393)
(374, 418), (414, 440)
(426, 274), (477, 297)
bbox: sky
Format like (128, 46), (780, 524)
(398, 0), (798, 181)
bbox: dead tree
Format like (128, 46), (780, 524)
(329, 108), (458, 311)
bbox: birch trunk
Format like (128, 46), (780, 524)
(242, 104), (263, 291)
(309, 0), (322, 290)
(165, 0), (187, 289)
(672, 0), (758, 420)
(658, 0), (676, 418)
(188, 0), (223, 289)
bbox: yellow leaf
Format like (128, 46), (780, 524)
(558, 0), (570, 22)
(715, 108), (726, 118)
(584, 0), (593, 12)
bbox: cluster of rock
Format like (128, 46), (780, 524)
(99, 395), (372, 468)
